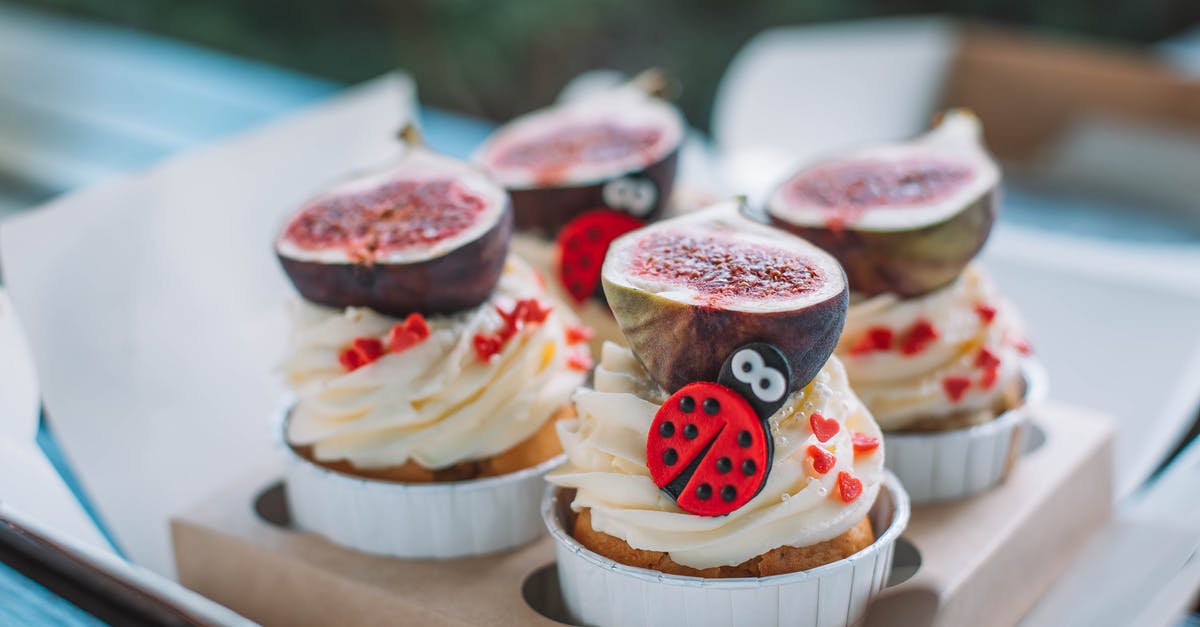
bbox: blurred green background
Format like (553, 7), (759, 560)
(15, 0), (1200, 129)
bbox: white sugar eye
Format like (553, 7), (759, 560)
(603, 177), (656, 217)
(731, 349), (785, 403)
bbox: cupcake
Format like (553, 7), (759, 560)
(274, 126), (592, 557)
(475, 70), (687, 353)
(545, 202), (909, 627)
(765, 110), (1042, 503)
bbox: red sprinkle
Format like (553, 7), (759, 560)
(388, 313), (432, 353)
(848, 326), (894, 355)
(809, 413), (840, 443)
(975, 303), (997, 325)
(474, 299), (553, 362)
(1011, 335), (1034, 355)
(807, 445), (836, 475)
(837, 471), (863, 503)
(565, 325), (594, 346)
(567, 352), (593, 372)
(900, 319), (939, 356)
(338, 337), (386, 372)
(975, 347), (1000, 370)
(851, 432), (880, 454)
(979, 366), (999, 390)
(942, 375), (971, 402)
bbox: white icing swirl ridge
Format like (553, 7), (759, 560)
(549, 342), (884, 570)
(837, 263), (1027, 431)
(283, 256), (589, 470)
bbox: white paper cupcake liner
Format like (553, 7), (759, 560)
(279, 403), (564, 558)
(883, 359), (1048, 504)
(544, 472), (910, 627)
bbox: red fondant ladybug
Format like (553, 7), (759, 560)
(646, 343), (792, 517)
(556, 209), (644, 303)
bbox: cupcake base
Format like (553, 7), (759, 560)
(572, 509), (874, 578)
(293, 405), (574, 482)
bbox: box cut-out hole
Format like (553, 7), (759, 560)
(253, 481), (292, 527)
(522, 563), (575, 625)
(1023, 421), (1047, 455)
(886, 537), (921, 587)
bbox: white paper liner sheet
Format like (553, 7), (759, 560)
(544, 472), (910, 627)
(884, 359), (1049, 504)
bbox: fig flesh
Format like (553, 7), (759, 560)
(474, 71), (685, 235)
(765, 110), (1000, 297)
(277, 129), (512, 316)
(601, 200), (848, 395)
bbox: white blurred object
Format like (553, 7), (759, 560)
(0, 74), (416, 577)
(1158, 24), (1200, 77)
(0, 289), (109, 553)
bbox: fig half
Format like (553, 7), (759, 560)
(276, 127), (512, 316)
(601, 200), (848, 395)
(474, 70), (685, 235)
(765, 110), (1000, 297)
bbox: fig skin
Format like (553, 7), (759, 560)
(509, 148), (678, 235)
(765, 109), (999, 297)
(278, 206), (513, 317)
(601, 201), (848, 395)
(771, 190), (996, 297)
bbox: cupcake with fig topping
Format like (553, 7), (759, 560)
(275, 126), (592, 558)
(765, 110), (1043, 503)
(544, 202), (909, 627)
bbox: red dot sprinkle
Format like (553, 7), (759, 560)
(942, 375), (971, 402)
(900, 319), (939, 356)
(974, 303), (997, 325)
(848, 326), (893, 355)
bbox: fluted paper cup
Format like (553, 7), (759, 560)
(883, 359), (1048, 504)
(544, 472), (910, 627)
(279, 405), (563, 558)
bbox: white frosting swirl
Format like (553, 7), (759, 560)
(837, 263), (1026, 431)
(283, 256), (588, 469)
(549, 342), (884, 570)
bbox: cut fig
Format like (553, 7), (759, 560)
(474, 70), (685, 235)
(277, 126), (512, 316)
(765, 110), (1000, 297)
(601, 200), (848, 395)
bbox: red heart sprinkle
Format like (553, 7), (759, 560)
(979, 366), (999, 390)
(837, 471), (863, 503)
(975, 347), (1000, 370)
(338, 347), (365, 371)
(338, 337), (385, 371)
(567, 352), (593, 371)
(473, 333), (504, 362)
(975, 303), (997, 325)
(565, 325), (594, 345)
(1011, 336), (1033, 355)
(848, 326), (893, 355)
(809, 413), (840, 442)
(942, 375), (971, 402)
(900, 319), (939, 356)
(851, 432), (880, 454)
(807, 445), (836, 475)
(388, 313), (431, 353)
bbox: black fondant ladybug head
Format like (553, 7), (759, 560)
(602, 175), (658, 218)
(646, 343), (792, 517)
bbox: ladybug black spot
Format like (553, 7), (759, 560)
(567, 238), (580, 251)
(737, 430), (752, 448)
(683, 424), (698, 440)
(659, 421), (675, 438)
(578, 255), (590, 269)
(742, 459), (757, 476)
(721, 485), (737, 502)
(586, 227), (602, 241)
(679, 396), (695, 413)
(703, 398), (721, 415)
(715, 457), (732, 474)
(696, 484), (713, 500)
(663, 449), (678, 466)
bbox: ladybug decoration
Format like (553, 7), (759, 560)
(647, 343), (792, 517)
(602, 175), (658, 218)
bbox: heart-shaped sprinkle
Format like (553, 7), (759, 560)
(942, 375), (971, 402)
(979, 367), (999, 390)
(851, 432), (880, 454)
(565, 325), (594, 345)
(388, 313), (431, 353)
(975, 347), (1000, 370)
(848, 326), (894, 355)
(809, 413), (840, 442)
(807, 445), (836, 475)
(837, 471), (863, 503)
(567, 352), (593, 371)
(900, 319), (939, 356)
(338, 337), (386, 371)
(974, 303), (997, 325)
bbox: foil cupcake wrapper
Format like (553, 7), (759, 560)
(278, 402), (562, 558)
(883, 359), (1049, 504)
(543, 472), (911, 627)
